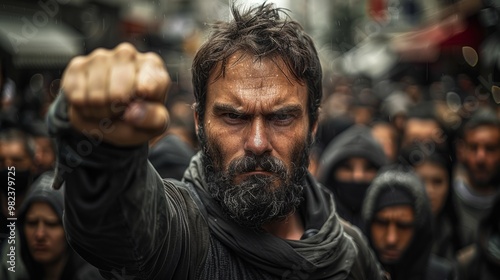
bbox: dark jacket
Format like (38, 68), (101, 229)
(362, 169), (456, 280)
(458, 194), (500, 280)
(17, 171), (102, 280)
(316, 125), (387, 229)
(47, 94), (386, 279)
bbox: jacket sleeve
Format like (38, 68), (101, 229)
(47, 94), (209, 279)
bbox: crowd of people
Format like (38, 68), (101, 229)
(0, 1), (499, 279)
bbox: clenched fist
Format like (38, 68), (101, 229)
(61, 43), (171, 146)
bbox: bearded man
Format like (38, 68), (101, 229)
(47, 3), (385, 279)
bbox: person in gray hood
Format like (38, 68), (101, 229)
(362, 168), (456, 280)
(316, 124), (388, 229)
(16, 171), (102, 280)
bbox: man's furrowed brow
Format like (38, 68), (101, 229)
(212, 103), (243, 114)
(272, 105), (304, 115)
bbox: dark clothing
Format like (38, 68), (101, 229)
(48, 94), (385, 279)
(362, 170), (456, 280)
(452, 178), (497, 249)
(16, 171), (103, 280)
(316, 125), (387, 229)
(148, 134), (195, 180)
(458, 194), (500, 280)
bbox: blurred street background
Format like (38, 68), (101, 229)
(0, 0), (499, 156)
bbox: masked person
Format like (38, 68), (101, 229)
(316, 125), (388, 229)
(362, 168), (456, 280)
(46, 3), (385, 280)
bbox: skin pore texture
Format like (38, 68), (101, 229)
(196, 52), (315, 240)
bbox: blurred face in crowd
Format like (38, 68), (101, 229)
(414, 162), (449, 215)
(460, 125), (500, 189)
(0, 141), (34, 171)
(371, 205), (415, 264)
(33, 136), (55, 174)
(402, 118), (444, 149)
(198, 53), (314, 228)
(0, 140), (35, 212)
(371, 123), (398, 162)
(335, 157), (378, 183)
(24, 202), (67, 265)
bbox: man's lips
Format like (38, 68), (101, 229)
(380, 249), (401, 261)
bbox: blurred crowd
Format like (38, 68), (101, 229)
(0, 0), (499, 279)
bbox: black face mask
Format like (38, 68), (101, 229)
(0, 168), (33, 196)
(333, 180), (371, 213)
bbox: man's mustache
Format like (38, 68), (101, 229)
(228, 155), (287, 176)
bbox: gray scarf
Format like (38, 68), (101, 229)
(184, 153), (358, 279)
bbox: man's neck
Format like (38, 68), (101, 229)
(262, 211), (304, 240)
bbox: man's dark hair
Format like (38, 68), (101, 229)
(460, 107), (500, 139)
(0, 128), (36, 160)
(191, 2), (322, 129)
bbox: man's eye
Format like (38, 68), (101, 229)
(223, 113), (246, 124)
(227, 113), (240, 119)
(396, 223), (414, 230)
(271, 114), (293, 125)
(276, 114), (290, 120)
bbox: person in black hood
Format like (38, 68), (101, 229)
(362, 167), (456, 280)
(316, 124), (388, 229)
(16, 171), (102, 280)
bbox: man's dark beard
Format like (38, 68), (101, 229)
(199, 125), (310, 230)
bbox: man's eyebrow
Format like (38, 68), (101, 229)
(212, 103), (304, 115)
(213, 103), (243, 114)
(272, 105), (303, 115)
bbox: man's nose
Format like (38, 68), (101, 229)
(386, 224), (398, 245)
(352, 166), (366, 182)
(475, 147), (486, 162)
(244, 118), (272, 156)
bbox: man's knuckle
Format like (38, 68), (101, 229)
(67, 56), (87, 71)
(142, 52), (164, 66)
(114, 43), (137, 60)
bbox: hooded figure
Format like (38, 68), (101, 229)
(17, 172), (102, 280)
(317, 125), (388, 228)
(362, 168), (455, 280)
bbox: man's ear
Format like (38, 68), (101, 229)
(311, 120), (319, 139)
(194, 108), (199, 138)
